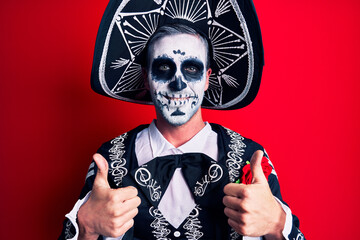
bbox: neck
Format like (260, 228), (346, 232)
(155, 109), (205, 148)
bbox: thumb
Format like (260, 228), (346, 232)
(250, 150), (267, 184)
(93, 153), (110, 188)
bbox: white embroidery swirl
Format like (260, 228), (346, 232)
(224, 127), (246, 182)
(109, 132), (128, 186)
(194, 163), (223, 197)
(293, 230), (305, 240)
(184, 205), (204, 239)
(230, 228), (241, 240)
(135, 166), (162, 202)
(64, 220), (74, 239)
(149, 207), (171, 239)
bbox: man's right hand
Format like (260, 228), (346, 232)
(78, 153), (141, 240)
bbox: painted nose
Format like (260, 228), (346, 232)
(169, 75), (187, 91)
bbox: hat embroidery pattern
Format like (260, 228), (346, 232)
(95, 0), (262, 109)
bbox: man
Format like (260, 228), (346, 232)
(59, 1), (305, 239)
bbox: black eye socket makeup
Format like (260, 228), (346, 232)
(151, 57), (205, 83)
(181, 59), (204, 82)
(151, 57), (176, 82)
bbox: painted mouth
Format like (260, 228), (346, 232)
(156, 91), (199, 106)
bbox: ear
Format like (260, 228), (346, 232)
(142, 67), (149, 90)
(204, 68), (212, 91)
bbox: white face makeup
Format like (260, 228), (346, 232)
(147, 33), (209, 126)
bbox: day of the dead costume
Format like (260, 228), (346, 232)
(59, 123), (305, 240)
(59, 0), (306, 239)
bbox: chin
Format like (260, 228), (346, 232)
(159, 107), (199, 126)
(163, 114), (191, 127)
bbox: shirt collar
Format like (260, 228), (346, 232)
(148, 120), (174, 158)
(148, 120), (213, 158)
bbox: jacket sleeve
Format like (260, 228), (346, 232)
(266, 156), (306, 240)
(58, 126), (143, 240)
(58, 160), (99, 240)
(243, 137), (306, 240)
(58, 142), (121, 240)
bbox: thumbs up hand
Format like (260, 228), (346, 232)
(77, 153), (141, 240)
(223, 150), (286, 239)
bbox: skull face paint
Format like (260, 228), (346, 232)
(147, 33), (209, 126)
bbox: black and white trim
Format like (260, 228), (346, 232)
(183, 205), (204, 239)
(135, 166), (162, 202)
(109, 132), (129, 186)
(194, 163), (224, 197)
(224, 127), (246, 182)
(149, 206), (172, 239)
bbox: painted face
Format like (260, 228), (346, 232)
(147, 33), (209, 126)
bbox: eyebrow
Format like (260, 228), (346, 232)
(153, 54), (204, 66)
(181, 57), (204, 67)
(154, 54), (173, 61)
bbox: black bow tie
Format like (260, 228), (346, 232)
(126, 153), (229, 207)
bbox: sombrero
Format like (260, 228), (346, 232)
(91, 0), (264, 110)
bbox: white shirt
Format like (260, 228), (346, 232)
(65, 121), (292, 240)
(135, 121), (218, 228)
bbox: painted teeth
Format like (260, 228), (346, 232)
(165, 96), (189, 101)
(159, 92), (194, 102)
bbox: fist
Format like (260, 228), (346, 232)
(78, 153), (141, 239)
(223, 150), (285, 239)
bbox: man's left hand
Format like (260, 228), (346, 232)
(223, 150), (285, 240)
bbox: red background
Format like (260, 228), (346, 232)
(0, 0), (359, 239)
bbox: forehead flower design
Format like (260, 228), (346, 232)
(91, 0), (264, 110)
